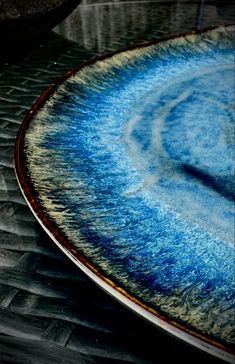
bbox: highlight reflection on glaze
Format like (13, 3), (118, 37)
(25, 28), (235, 345)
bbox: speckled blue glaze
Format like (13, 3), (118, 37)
(25, 28), (235, 345)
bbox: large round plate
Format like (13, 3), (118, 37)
(15, 27), (235, 362)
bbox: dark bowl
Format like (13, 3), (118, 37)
(0, 0), (81, 48)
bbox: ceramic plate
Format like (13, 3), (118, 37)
(15, 27), (235, 362)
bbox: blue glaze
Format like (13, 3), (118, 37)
(25, 29), (235, 345)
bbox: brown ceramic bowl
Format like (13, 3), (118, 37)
(0, 0), (81, 47)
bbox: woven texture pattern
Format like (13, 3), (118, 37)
(0, 1), (234, 363)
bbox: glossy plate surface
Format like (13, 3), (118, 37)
(15, 27), (235, 362)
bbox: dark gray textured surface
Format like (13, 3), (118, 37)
(0, 1), (234, 363)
